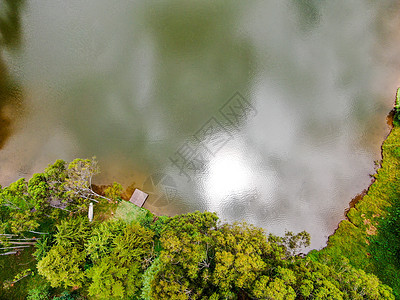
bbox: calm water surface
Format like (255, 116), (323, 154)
(1, 0), (400, 249)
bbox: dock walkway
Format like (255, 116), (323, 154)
(129, 189), (149, 207)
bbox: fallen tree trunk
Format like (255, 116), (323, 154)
(0, 246), (30, 250)
(7, 238), (40, 241)
(0, 251), (17, 256)
(6, 242), (36, 245)
(28, 231), (49, 235)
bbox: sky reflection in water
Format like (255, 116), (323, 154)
(0, 0), (400, 249)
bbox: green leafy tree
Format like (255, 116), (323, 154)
(86, 256), (128, 299)
(104, 182), (123, 201)
(42, 159), (68, 207)
(33, 236), (52, 261)
(278, 230), (311, 258)
(52, 290), (75, 300)
(27, 283), (51, 300)
(8, 211), (39, 234)
(55, 217), (91, 250)
(144, 211), (218, 299)
(26, 158), (110, 213)
(28, 173), (51, 211)
(0, 179), (40, 234)
(37, 244), (86, 288)
(0, 178), (31, 211)
(287, 256), (394, 300)
(211, 223), (273, 297)
(0, 162), (70, 257)
(253, 275), (296, 300)
(86, 222), (154, 299)
(143, 212), (291, 299)
(37, 217), (92, 288)
(64, 158), (110, 205)
(85, 219), (125, 262)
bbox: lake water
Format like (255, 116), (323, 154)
(1, 0), (400, 249)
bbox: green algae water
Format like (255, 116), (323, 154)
(1, 0), (400, 249)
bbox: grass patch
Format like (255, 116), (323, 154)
(369, 201), (400, 298)
(309, 125), (400, 297)
(0, 248), (46, 300)
(114, 200), (150, 224)
(93, 199), (119, 222)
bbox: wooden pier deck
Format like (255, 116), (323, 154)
(129, 189), (149, 207)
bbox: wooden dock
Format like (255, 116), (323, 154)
(129, 189), (149, 207)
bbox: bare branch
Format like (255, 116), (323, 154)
(28, 231), (49, 235)
(0, 251), (17, 256)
